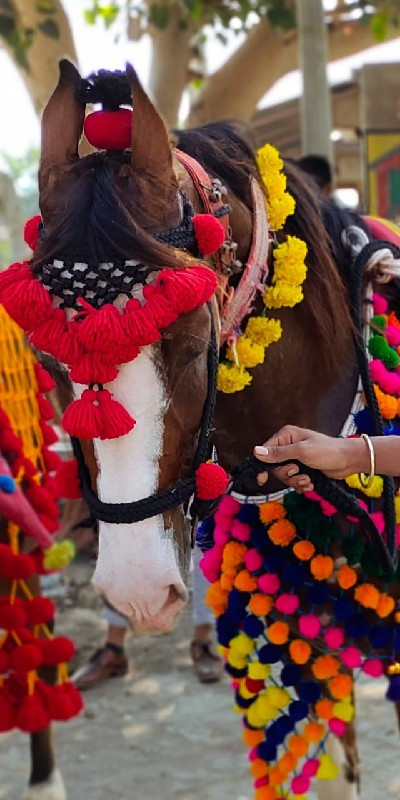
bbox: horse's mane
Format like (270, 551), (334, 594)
(175, 121), (354, 368)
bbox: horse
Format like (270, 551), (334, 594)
(1, 59), (400, 799)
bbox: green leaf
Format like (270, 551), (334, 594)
(37, 18), (60, 38)
(183, 0), (203, 21)
(148, 3), (170, 29)
(370, 12), (388, 42)
(84, 7), (98, 25)
(98, 3), (119, 28)
(35, 0), (56, 14)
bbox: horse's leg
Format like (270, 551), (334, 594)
(316, 719), (360, 800)
(24, 731), (66, 800)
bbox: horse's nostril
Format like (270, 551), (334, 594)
(168, 583), (188, 606)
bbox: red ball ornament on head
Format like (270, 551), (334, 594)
(84, 109), (133, 150)
(193, 214), (225, 256)
(195, 462), (229, 500)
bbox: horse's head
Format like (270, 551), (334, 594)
(31, 61), (217, 632)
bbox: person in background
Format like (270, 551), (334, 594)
(296, 154), (333, 197)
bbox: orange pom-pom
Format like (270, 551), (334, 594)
(267, 621), (289, 645)
(243, 729), (264, 747)
(220, 573), (235, 591)
(337, 565), (357, 590)
(288, 734), (308, 758)
(222, 541), (247, 571)
(249, 594), (273, 616)
(329, 674), (353, 700)
(376, 593), (395, 618)
(255, 788), (278, 800)
(259, 501), (286, 525)
(293, 540), (315, 561)
(315, 698), (334, 720)
(354, 583), (380, 609)
(268, 519), (296, 547)
(268, 767), (285, 787)
(304, 721), (325, 742)
(234, 569), (258, 593)
(251, 759), (269, 779)
(206, 582), (228, 614)
(289, 639), (311, 664)
(278, 752), (297, 772)
(310, 555), (334, 581)
(312, 655), (340, 680)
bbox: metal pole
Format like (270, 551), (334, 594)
(297, 0), (333, 162)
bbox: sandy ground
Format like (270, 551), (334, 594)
(1, 557), (400, 800)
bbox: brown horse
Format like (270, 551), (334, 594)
(6, 61), (399, 799)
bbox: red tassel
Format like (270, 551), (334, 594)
(62, 388), (103, 439)
(69, 353), (118, 385)
(39, 419), (58, 446)
(46, 684), (74, 721)
(37, 394), (55, 421)
(143, 287), (178, 330)
(97, 389), (136, 440)
(156, 267), (217, 316)
(0, 603), (27, 630)
(193, 214), (225, 256)
(0, 428), (22, 454)
(122, 299), (161, 346)
(11, 455), (37, 479)
(16, 692), (49, 733)
(42, 446), (62, 473)
(24, 215), (41, 250)
(0, 262), (31, 296)
(108, 338), (139, 365)
(40, 636), (75, 665)
(2, 275), (51, 331)
(53, 459), (81, 500)
(0, 688), (16, 732)
(195, 462), (230, 500)
(34, 362), (55, 393)
(30, 309), (81, 365)
(24, 597), (55, 626)
(63, 680), (84, 716)
(74, 301), (129, 352)
(0, 552), (36, 581)
(9, 644), (43, 673)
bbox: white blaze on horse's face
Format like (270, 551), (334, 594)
(74, 346), (187, 632)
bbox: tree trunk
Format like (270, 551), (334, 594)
(147, 3), (199, 128)
(297, 0), (333, 161)
(3, 0), (78, 113)
(187, 18), (400, 127)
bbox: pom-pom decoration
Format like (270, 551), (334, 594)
(193, 214), (225, 256)
(196, 462), (230, 500)
(84, 108), (133, 150)
(24, 215), (41, 250)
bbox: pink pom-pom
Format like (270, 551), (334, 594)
(213, 526), (230, 546)
(291, 776), (310, 795)
(245, 549), (263, 572)
(196, 462), (229, 500)
(217, 495), (240, 518)
(373, 294), (388, 314)
(302, 758), (320, 778)
(362, 658), (384, 678)
(299, 614), (321, 639)
(254, 778), (269, 789)
(24, 215), (41, 250)
(387, 324), (400, 347)
(258, 573), (280, 594)
(370, 360), (400, 395)
(193, 214), (225, 256)
(324, 627), (344, 649)
(231, 520), (251, 542)
(199, 546), (223, 583)
(275, 593), (299, 615)
(340, 646), (361, 669)
(329, 718), (347, 736)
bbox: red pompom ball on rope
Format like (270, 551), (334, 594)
(24, 215), (41, 251)
(195, 462), (229, 500)
(84, 109), (133, 151)
(193, 214), (225, 256)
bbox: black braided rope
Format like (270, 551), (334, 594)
(72, 305), (218, 524)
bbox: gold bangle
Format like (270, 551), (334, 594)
(358, 433), (375, 489)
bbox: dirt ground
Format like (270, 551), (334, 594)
(1, 557), (400, 800)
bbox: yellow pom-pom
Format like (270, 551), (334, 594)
(345, 472), (383, 498)
(395, 494), (400, 524)
(227, 650), (248, 669)
(217, 363), (252, 394)
(248, 661), (271, 680)
(229, 632), (255, 656)
(255, 694), (279, 722)
(265, 686), (290, 709)
(316, 753), (340, 781)
(332, 699), (354, 722)
(43, 539), (75, 571)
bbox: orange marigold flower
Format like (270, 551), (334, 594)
(354, 583), (380, 609)
(242, 729), (264, 747)
(337, 565), (357, 590)
(268, 519), (296, 547)
(288, 734), (308, 758)
(293, 540), (315, 561)
(289, 639), (311, 664)
(315, 698), (334, 720)
(249, 593), (273, 616)
(312, 654), (340, 680)
(304, 721), (325, 742)
(329, 674), (353, 700)
(259, 501), (286, 525)
(376, 593), (395, 618)
(310, 555), (334, 581)
(267, 620), (289, 645)
(234, 569), (258, 593)
(251, 759), (269, 779)
(278, 752), (297, 773)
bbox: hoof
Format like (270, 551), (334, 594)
(24, 769), (66, 800)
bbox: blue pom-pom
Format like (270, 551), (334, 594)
(282, 562), (305, 587)
(264, 550), (286, 572)
(227, 589), (249, 623)
(235, 691), (255, 709)
(393, 628), (400, 650)
(258, 741), (277, 761)
(224, 664), (248, 679)
(298, 681), (321, 703)
(334, 597), (354, 620)
(258, 644), (282, 664)
(345, 614), (370, 639)
(386, 673), (400, 701)
(196, 516), (215, 552)
(280, 664), (301, 686)
(216, 614), (237, 647)
(354, 408), (374, 435)
(243, 615), (264, 638)
(268, 716), (293, 745)
(0, 474), (15, 494)
(289, 700), (309, 722)
(250, 526), (270, 551)
(237, 505), (260, 525)
(369, 625), (392, 649)
(307, 583), (329, 605)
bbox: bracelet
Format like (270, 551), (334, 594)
(358, 433), (375, 489)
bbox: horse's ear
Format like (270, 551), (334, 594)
(126, 63), (173, 180)
(40, 60), (85, 181)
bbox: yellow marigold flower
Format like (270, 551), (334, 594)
(226, 335), (265, 368)
(257, 143), (283, 176)
(263, 282), (304, 310)
(267, 192), (296, 231)
(217, 363), (252, 393)
(273, 235), (308, 286)
(245, 316), (282, 348)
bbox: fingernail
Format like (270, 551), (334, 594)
(287, 468), (299, 477)
(298, 478), (310, 486)
(255, 446), (269, 456)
